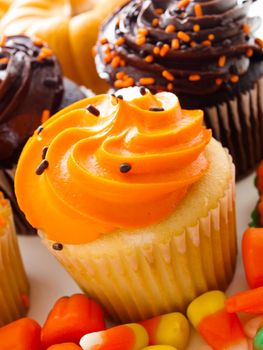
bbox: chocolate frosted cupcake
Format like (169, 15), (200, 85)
(0, 35), (91, 235)
(96, 0), (263, 178)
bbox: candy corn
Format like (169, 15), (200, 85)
(48, 344), (82, 350)
(244, 316), (263, 338)
(226, 286), (263, 314)
(41, 294), (105, 348)
(254, 328), (263, 350)
(142, 346), (178, 350)
(80, 323), (149, 350)
(140, 313), (189, 350)
(0, 318), (42, 350)
(242, 228), (263, 288)
(187, 291), (248, 350)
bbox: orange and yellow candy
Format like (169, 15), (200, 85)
(140, 313), (189, 349)
(187, 291), (248, 350)
(80, 323), (149, 350)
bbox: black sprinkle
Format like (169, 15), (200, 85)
(35, 160), (49, 175)
(139, 49), (147, 57)
(223, 82), (232, 92)
(172, 6), (183, 15)
(149, 107), (165, 112)
(52, 242), (63, 251)
(156, 41), (163, 47)
(140, 87), (147, 95)
(37, 126), (44, 135)
(42, 146), (48, 160)
(117, 95), (123, 100)
(120, 163), (131, 173)
(245, 34), (250, 41)
(43, 77), (59, 88)
(116, 29), (123, 36)
(87, 104), (100, 116)
(229, 65), (238, 75)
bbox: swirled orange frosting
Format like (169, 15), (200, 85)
(15, 87), (211, 244)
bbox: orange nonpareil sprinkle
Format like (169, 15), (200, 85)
(32, 37), (43, 46)
(152, 18), (159, 27)
(41, 110), (50, 124)
(208, 34), (215, 41)
(246, 48), (254, 57)
(194, 4), (203, 17)
(218, 55), (226, 67)
(136, 36), (146, 46)
(116, 71), (125, 80)
(190, 41), (197, 47)
(100, 38), (108, 45)
(165, 24), (176, 33)
(111, 56), (121, 68)
(1, 198), (7, 206)
(230, 75), (239, 83)
(215, 78), (223, 86)
(0, 35), (7, 47)
(138, 28), (148, 36)
(255, 38), (263, 48)
(178, 0), (190, 9)
(145, 55), (154, 63)
(155, 8), (164, 14)
(193, 24), (200, 32)
(177, 31), (191, 42)
(162, 70), (175, 81)
(103, 53), (113, 64)
(0, 57), (9, 65)
(160, 44), (170, 57)
(243, 23), (250, 34)
(153, 47), (160, 55)
(189, 74), (201, 81)
(115, 37), (126, 46)
(37, 47), (53, 61)
(167, 82), (174, 90)
(172, 39), (180, 49)
(139, 77), (155, 85)
(120, 59), (126, 67)
(202, 40), (211, 46)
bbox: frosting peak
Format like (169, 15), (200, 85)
(15, 88), (211, 244)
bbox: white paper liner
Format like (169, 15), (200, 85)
(40, 165), (237, 323)
(0, 203), (29, 326)
(204, 77), (263, 178)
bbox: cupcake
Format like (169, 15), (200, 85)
(0, 35), (91, 235)
(15, 87), (237, 323)
(96, 0), (263, 179)
(0, 192), (29, 326)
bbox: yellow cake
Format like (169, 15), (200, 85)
(15, 87), (237, 322)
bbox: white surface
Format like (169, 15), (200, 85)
(18, 172), (258, 348)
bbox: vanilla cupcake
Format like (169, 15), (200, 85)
(15, 87), (237, 323)
(0, 192), (29, 326)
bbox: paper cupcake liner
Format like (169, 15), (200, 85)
(204, 76), (263, 179)
(0, 167), (36, 235)
(40, 165), (236, 323)
(0, 202), (29, 326)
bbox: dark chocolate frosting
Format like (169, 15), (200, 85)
(96, 0), (263, 95)
(0, 35), (64, 168)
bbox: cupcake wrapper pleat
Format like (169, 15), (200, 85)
(0, 168), (36, 235)
(40, 166), (237, 323)
(204, 77), (263, 179)
(0, 206), (29, 326)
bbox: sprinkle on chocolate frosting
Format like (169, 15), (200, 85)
(96, 0), (263, 95)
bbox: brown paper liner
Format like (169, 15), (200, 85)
(0, 202), (29, 326)
(204, 77), (263, 179)
(0, 168), (36, 235)
(40, 166), (237, 323)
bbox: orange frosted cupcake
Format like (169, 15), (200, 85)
(15, 87), (236, 322)
(0, 192), (29, 326)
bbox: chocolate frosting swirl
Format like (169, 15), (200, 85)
(0, 35), (63, 168)
(96, 0), (263, 95)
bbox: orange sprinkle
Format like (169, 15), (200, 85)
(145, 55), (154, 63)
(177, 31), (191, 43)
(243, 23), (250, 34)
(190, 41), (197, 47)
(0, 57), (9, 65)
(202, 40), (211, 47)
(136, 36), (146, 46)
(41, 47), (53, 57)
(139, 77), (155, 85)
(153, 47), (160, 55)
(138, 28), (148, 36)
(32, 37), (43, 47)
(165, 24), (176, 33)
(167, 82), (174, 91)
(152, 18), (159, 27)
(218, 55), (226, 67)
(246, 48), (254, 57)
(103, 53), (113, 64)
(208, 34), (215, 41)
(111, 56), (121, 68)
(193, 24), (200, 32)
(100, 38), (108, 45)
(114, 80), (124, 88)
(255, 38), (263, 48)
(103, 45), (111, 54)
(0, 35), (7, 47)
(230, 75), (239, 83)
(189, 74), (201, 81)
(41, 109), (50, 124)
(122, 77), (135, 87)
(172, 39), (180, 49)
(116, 71), (125, 80)
(115, 37), (126, 46)
(177, 0), (190, 9)
(120, 59), (126, 67)
(215, 78), (223, 86)
(160, 44), (170, 57)
(194, 4), (203, 17)
(162, 70), (175, 81)
(0, 215), (6, 228)
(1, 198), (8, 206)
(155, 8), (164, 15)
